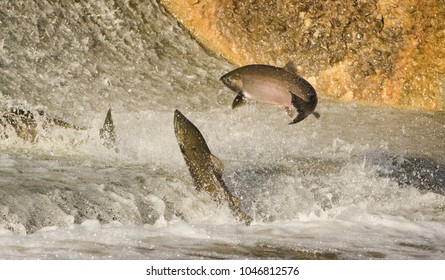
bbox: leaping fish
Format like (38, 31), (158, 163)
(220, 62), (320, 124)
(173, 109), (252, 225)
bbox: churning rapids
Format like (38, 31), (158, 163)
(1, 0), (444, 259)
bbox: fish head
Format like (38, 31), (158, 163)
(220, 71), (243, 94)
(173, 110), (190, 149)
(173, 110), (209, 154)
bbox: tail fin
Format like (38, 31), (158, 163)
(289, 92), (309, 124)
(289, 112), (307, 124)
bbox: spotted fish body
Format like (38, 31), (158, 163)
(173, 110), (252, 225)
(220, 63), (320, 124)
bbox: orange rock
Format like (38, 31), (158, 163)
(160, 0), (444, 110)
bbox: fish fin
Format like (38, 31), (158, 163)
(289, 113), (307, 124)
(100, 108), (117, 151)
(232, 93), (246, 109)
(283, 61), (298, 75)
(210, 154), (224, 175)
(313, 111), (321, 119)
(289, 92), (308, 124)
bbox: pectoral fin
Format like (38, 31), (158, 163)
(232, 93), (247, 109)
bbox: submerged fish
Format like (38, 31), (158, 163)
(0, 108), (85, 142)
(220, 62), (320, 124)
(173, 109), (253, 225)
(1, 107), (117, 151)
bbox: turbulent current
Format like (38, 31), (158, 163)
(1, 0), (444, 259)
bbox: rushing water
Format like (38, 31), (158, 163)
(1, 0), (444, 259)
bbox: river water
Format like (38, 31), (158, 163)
(0, 0), (444, 259)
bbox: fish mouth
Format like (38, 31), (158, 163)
(173, 110), (186, 138)
(219, 74), (229, 86)
(220, 74), (243, 96)
(219, 73), (227, 81)
(173, 109), (183, 121)
(219, 73), (234, 88)
(173, 109), (188, 126)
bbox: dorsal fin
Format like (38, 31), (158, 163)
(283, 61), (298, 75)
(99, 108), (117, 151)
(210, 154), (224, 175)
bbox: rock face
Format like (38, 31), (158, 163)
(160, 0), (445, 110)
